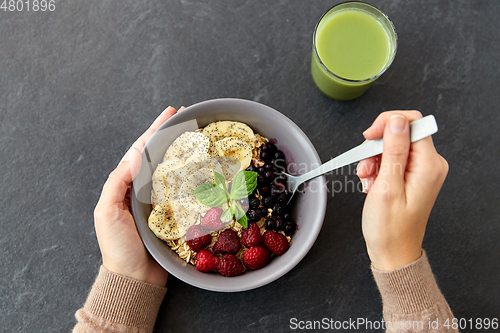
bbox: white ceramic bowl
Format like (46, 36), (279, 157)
(131, 98), (327, 292)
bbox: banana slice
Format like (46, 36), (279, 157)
(148, 203), (198, 240)
(185, 152), (212, 165)
(152, 159), (184, 204)
(178, 168), (216, 214)
(213, 137), (252, 171)
(163, 132), (210, 162)
(182, 158), (224, 182)
(228, 122), (255, 149)
(216, 156), (242, 180)
(202, 121), (256, 151)
(202, 121), (232, 145)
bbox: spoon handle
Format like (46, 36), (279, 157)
(295, 115), (438, 184)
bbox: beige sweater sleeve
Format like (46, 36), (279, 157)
(73, 266), (167, 333)
(371, 251), (458, 332)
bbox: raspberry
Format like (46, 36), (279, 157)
(213, 229), (241, 255)
(263, 230), (289, 255)
(186, 225), (212, 252)
(243, 246), (270, 270)
(217, 254), (244, 277)
(195, 249), (219, 272)
(201, 207), (224, 231)
(241, 222), (263, 248)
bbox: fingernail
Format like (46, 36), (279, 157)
(389, 115), (406, 134)
(361, 178), (368, 193)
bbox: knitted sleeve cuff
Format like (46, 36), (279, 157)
(82, 266), (167, 331)
(371, 251), (447, 314)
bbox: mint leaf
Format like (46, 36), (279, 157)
(237, 214), (248, 229)
(230, 171), (257, 200)
(193, 183), (228, 207)
(220, 208), (233, 223)
(234, 202), (246, 220)
(214, 171), (226, 190)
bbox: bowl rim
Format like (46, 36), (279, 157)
(131, 98), (327, 292)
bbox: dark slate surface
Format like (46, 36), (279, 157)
(1, 1), (499, 332)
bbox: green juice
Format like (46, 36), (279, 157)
(311, 3), (397, 101)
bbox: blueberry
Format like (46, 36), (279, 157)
(264, 170), (274, 181)
(271, 184), (285, 197)
(277, 193), (288, 205)
(264, 163), (275, 170)
(284, 220), (296, 236)
(246, 208), (263, 222)
(274, 150), (285, 161)
(257, 172), (266, 184)
(260, 151), (272, 162)
(259, 185), (270, 194)
(272, 203), (286, 217)
(283, 213), (292, 221)
(273, 174), (286, 184)
(246, 165), (258, 172)
(262, 196), (274, 208)
(275, 217), (285, 230)
(262, 142), (277, 154)
(249, 197), (260, 209)
(272, 158), (286, 171)
(238, 197), (249, 207)
(264, 218), (277, 230)
(260, 207), (268, 217)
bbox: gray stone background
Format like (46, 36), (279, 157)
(1, 1), (499, 332)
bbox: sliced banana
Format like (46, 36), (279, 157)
(153, 158), (183, 181)
(178, 168), (216, 214)
(216, 156), (242, 180)
(202, 121), (232, 146)
(173, 208), (200, 237)
(182, 158), (224, 182)
(148, 203), (179, 240)
(185, 152), (212, 165)
(152, 158), (183, 204)
(148, 203), (198, 240)
(213, 137), (252, 171)
(163, 132), (210, 162)
(228, 122), (255, 149)
(202, 121), (256, 151)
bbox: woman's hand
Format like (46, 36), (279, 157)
(357, 111), (448, 271)
(93, 106), (179, 286)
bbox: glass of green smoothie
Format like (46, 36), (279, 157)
(311, 2), (397, 101)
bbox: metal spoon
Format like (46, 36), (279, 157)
(281, 115), (438, 200)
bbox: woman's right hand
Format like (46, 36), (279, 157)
(357, 111), (449, 271)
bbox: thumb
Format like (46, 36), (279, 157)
(100, 147), (142, 207)
(374, 114), (410, 193)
